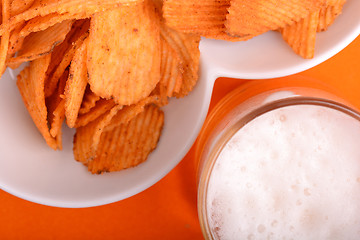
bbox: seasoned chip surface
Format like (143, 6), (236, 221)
(87, 105), (164, 174)
(87, 0), (161, 105)
(226, 0), (325, 37)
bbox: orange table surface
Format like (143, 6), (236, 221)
(1, 36), (359, 239)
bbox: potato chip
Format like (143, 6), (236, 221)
(64, 39), (88, 128)
(87, 0), (161, 105)
(7, 21), (25, 56)
(45, 26), (89, 97)
(105, 95), (160, 132)
(16, 54), (59, 150)
(19, 12), (89, 39)
(317, 0), (346, 32)
(73, 104), (123, 164)
(46, 69), (67, 149)
(162, 0), (242, 41)
(8, 19), (73, 65)
(78, 86), (100, 115)
(280, 10), (320, 59)
(87, 105), (164, 174)
(75, 99), (116, 128)
(10, 0), (35, 17)
(0, 0), (11, 75)
(160, 24), (200, 98)
(226, 0), (325, 38)
(158, 36), (182, 103)
(2, 0), (141, 34)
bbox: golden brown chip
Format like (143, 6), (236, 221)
(16, 54), (59, 150)
(317, 0), (346, 32)
(45, 25), (89, 97)
(8, 19), (73, 65)
(280, 10), (320, 59)
(64, 39), (88, 128)
(105, 95), (160, 132)
(86, 105), (164, 174)
(10, 0), (35, 17)
(158, 35), (182, 103)
(7, 21), (25, 56)
(162, 0), (245, 41)
(46, 69), (67, 148)
(78, 86), (100, 115)
(19, 12), (89, 39)
(2, 0), (141, 34)
(73, 104), (123, 164)
(160, 24), (200, 98)
(75, 99), (116, 128)
(87, 0), (161, 105)
(226, 0), (325, 38)
(0, 0), (11, 75)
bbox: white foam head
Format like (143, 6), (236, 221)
(206, 104), (360, 240)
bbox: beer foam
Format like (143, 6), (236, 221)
(206, 105), (360, 240)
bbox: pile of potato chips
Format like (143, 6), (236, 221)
(0, 0), (200, 174)
(0, 0), (346, 174)
(163, 0), (347, 58)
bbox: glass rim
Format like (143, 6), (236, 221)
(197, 95), (360, 240)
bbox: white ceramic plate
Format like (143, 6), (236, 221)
(0, 0), (359, 208)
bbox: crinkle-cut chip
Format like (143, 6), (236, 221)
(158, 35), (182, 104)
(280, 10), (320, 59)
(45, 19), (89, 81)
(160, 24), (200, 98)
(0, 0), (11, 75)
(317, 0), (346, 32)
(19, 12), (89, 39)
(162, 0), (235, 40)
(105, 95), (161, 132)
(8, 21), (25, 56)
(8, 19), (73, 65)
(2, 0), (141, 34)
(87, 0), (161, 105)
(75, 99), (116, 128)
(78, 86), (100, 115)
(226, 0), (325, 38)
(16, 54), (59, 150)
(45, 28), (89, 98)
(73, 104), (123, 164)
(10, 0), (35, 17)
(64, 40), (88, 128)
(86, 105), (164, 174)
(46, 70), (67, 149)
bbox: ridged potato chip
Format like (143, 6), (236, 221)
(8, 19), (73, 65)
(105, 95), (161, 132)
(2, 0), (141, 35)
(16, 54), (60, 150)
(46, 69), (67, 149)
(75, 99), (116, 128)
(45, 21), (89, 97)
(281, 10), (320, 59)
(73, 104), (123, 164)
(78, 86), (100, 115)
(64, 39), (88, 128)
(226, 0), (325, 38)
(10, 0), (35, 17)
(160, 25), (200, 98)
(317, 0), (346, 32)
(87, 0), (161, 105)
(0, 0), (11, 75)
(87, 105), (164, 174)
(163, 0), (231, 40)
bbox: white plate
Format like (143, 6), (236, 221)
(0, 0), (359, 208)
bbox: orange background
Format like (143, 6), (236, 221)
(1, 36), (359, 239)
